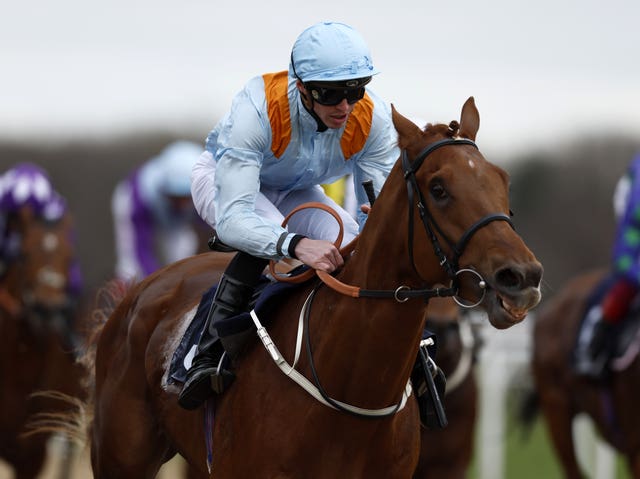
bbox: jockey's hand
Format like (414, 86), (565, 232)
(294, 238), (343, 273)
(360, 204), (371, 215)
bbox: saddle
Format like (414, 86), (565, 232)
(168, 276), (300, 385)
(575, 276), (640, 376)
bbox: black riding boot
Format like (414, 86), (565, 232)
(584, 320), (616, 379)
(178, 253), (268, 410)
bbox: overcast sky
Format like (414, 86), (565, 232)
(3, 0), (639, 159)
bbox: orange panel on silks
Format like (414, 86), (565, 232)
(262, 70), (374, 160)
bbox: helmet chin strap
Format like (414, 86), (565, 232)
(291, 55), (329, 132)
(299, 91), (328, 132)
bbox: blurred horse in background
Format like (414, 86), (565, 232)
(523, 268), (640, 478)
(0, 206), (86, 479)
(414, 295), (481, 479)
(73, 97), (542, 478)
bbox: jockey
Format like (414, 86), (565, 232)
(0, 163), (83, 293)
(179, 21), (400, 409)
(576, 152), (640, 377)
(112, 140), (208, 282)
(0, 162), (84, 322)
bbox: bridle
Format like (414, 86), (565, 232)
(401, 138), (514, 304)
(269, 137), (515, 306)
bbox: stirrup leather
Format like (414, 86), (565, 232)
(414, 338), (448, 429)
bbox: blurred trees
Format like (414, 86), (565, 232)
(0, 133), (639, 307)
(508, 135), (640, 300)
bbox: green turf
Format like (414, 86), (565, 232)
(464, 412), (632, 478)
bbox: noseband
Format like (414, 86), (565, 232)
(401, 138), (514, 300)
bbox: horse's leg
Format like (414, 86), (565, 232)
(91, 374), (173, 478)
(55, 436), (76, 479)
(538, 391), (586, 479)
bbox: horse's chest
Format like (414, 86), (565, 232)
(214, 402), (419, 477)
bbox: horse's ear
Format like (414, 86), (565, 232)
(458, 96), (480, 141)
(391, 104), (423, 149)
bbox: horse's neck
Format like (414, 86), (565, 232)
(303, 174), (442, 404)
(341, 167), (443, 289)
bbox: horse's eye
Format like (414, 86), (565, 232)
(429, 182), (448, 201)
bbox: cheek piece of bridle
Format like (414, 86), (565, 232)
(400, 138), (514, 305)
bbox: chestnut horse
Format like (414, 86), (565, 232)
(81, 97), (542, 478)
(528, 268), (640, 478)
(414, 296), (480, 479)
(0, 206), (85, 479)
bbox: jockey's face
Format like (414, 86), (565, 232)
(312, 99), (355, 129)
(297, 81), (356, 129)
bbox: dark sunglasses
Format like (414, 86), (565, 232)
(305, 83), (366, 106)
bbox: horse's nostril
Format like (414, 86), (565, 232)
(495, 268), (521, 289)
(495, 264), (543, 291)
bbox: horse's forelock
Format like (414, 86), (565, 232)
(424, 122), (456, 138)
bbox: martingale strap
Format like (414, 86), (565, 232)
(250, 288), (412, 418)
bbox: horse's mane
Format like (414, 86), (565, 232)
(79, 278), (132, 382)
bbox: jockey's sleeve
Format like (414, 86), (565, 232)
(193, 84), (290, 260)
(350, 96), (399, 229)
(612, 156), (640, 282)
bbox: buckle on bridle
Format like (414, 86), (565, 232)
(394, 285), (410, 303)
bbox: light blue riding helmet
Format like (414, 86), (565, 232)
(290, 21), (379, 83)
(156, 141), (203, 197)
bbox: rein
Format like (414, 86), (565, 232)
(297, 138), (514, 305)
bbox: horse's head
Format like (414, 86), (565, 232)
(387, 97), (542, 329)
(3, 205), (77, 324)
